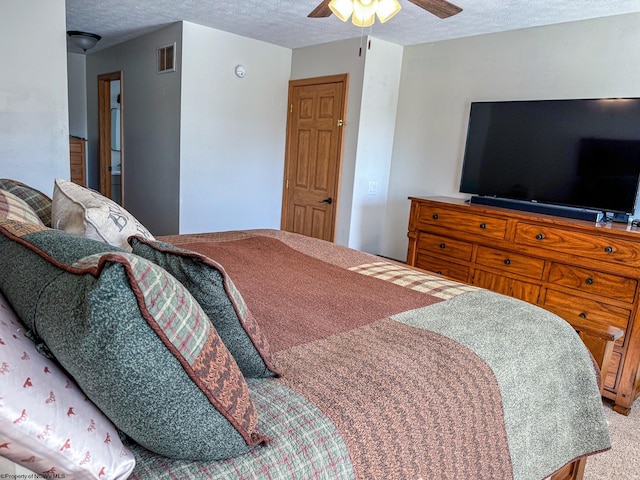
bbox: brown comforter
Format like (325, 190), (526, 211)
(127, 229), (610, 480)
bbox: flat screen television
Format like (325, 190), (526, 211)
(459, 98), (640, 220)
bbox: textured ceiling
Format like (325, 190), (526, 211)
(65, 0), (640, 54)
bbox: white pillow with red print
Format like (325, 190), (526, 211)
(0, 291), (135, 479)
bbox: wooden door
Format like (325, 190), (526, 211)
(98, 71), (123, 203)
(281, 74), (348, 242)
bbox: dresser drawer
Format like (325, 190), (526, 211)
(416, 205), (507, 240)
(543, 290), (629, 345)
(548, 263), (637, 303)
(473, 269), (540, 304)
(417, 233), (473, 262)
(515, 223), (640, 266)
(415, 254), (469, 283)
(70, 164), (84, 176)
(475, 246), (545, 280)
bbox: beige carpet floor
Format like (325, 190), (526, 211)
(584, 398), (640, 479)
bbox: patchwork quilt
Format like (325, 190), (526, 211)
(128, 229), (610, 480)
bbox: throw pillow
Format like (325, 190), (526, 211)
(0, 221), (265, 461)
(130, 236), (279, 378)
(0, 189), (45, 226)
(51, 178), (154, 251)
(0, 179), (52, 227)
(0, 290), (136, 479)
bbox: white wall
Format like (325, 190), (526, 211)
(0, 0), (69, 196)
(383, 12), (640, 261)
(67, 52), (88, 139)
(291, 38), (367, 246)
(179, 22), (292, 234)
(349, 38), (403, 254)
(86, 23), (183, 235)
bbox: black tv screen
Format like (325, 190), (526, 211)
(459, 98), (640, 215)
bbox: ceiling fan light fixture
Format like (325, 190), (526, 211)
(67, 30), (102, 52)
(376, 0), (401, 23)
(351, 10), (376, 27)
(352, 0), (378, 27)
(329, 0), (354, 22)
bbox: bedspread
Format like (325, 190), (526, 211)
(128, 229), (610, 480)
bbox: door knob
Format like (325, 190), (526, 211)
(320, 197), (333, 204)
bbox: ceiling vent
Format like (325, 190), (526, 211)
(157, 43), (176, 73)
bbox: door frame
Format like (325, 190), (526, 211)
(98, 71), (123, 202)
(281, 73), (349, 242)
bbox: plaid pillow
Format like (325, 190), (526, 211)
(0, 222), (265, 461)
(0, 179), (52, 226)
(130, 236), (279, 378)
(0, 189), (45, 226)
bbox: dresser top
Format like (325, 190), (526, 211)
(409, 196), (640, 239)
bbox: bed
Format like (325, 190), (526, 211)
(0, 178), (611, 480)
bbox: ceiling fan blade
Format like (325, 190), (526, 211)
(308, 0), (333, 18)
(407, 0), (463, 19)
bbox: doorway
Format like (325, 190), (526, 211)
(98, 71), (123, 205)
(281, 74), (349, 242)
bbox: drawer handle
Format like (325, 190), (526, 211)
(504, 259), (511, 265)
(585, 278), (594, 285)
(432, 214), (439, 220)
(535, 233), (545, 240)
(440, 243), (446, 249)
(604, 246), (614, 254)
(578, 313), (587, 319)
(479, 223), (487, 229)
(436, 271), (443, 275)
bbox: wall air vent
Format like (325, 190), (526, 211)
(157, 43), (176, 73)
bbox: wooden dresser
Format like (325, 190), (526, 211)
(407, 196), (640, 415)
(69, 137), (87, 187)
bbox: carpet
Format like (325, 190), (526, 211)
(584, 398), (640, 479)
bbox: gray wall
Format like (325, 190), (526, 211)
(86, 23), (183, 236)
(349, 38), (403, 254)
(290, 37), (402, 253)
(0, 0), (69, 196)
(86, 21), (292, 237)
(67, 53), (88, 139)
(179, 22), (292, 234)
(5, 1), (640, 259)
(290, 38), (367, 247)
(383, 12), (640, 261)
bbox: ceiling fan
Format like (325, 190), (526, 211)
(308, 0), (463, 21)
